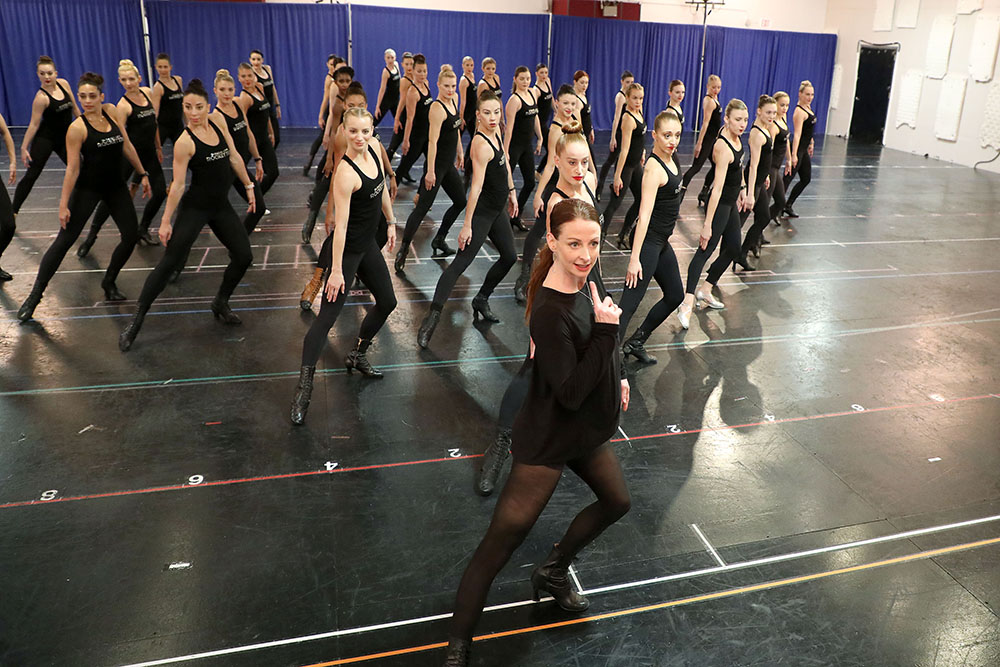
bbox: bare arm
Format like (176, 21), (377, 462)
(319, 76), (332, 127)
(533, 124), (562, 216)
(109, 105), (150, 193)
(0, 113), (17, 184)
(790, 108), (805, 165)
(701, 141), (732, 248)
(424, 102), (444, 188)
(695, 97), (713, 156)
(324, 163), (358, 302)
(158, 135), (195, 243)
(265, 66), (280, 109)
(403, 88), (418, 147)
(503, 95), (520, 155)
(614, 114), (636, 188)
(57, 121), (85, 225)
(747, 128), (764, 204)
(460, 78), (472, 128)
(19, 93), (49, 165)
(610, 94), (625, 151)
(375, 68), (389, 112)
(394, 78), (412, 131)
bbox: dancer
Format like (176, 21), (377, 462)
(768, 91), (792, 223)
(394, 67), (466, 271)
(477, 58), (503, 102)
(150, 53), (185, 147)
(596, 70), (634, 197)
(303, 54), (343, 176)
(618, 109), (685, 364)
(77, 59), (167, 256)
(17, 73), (151, 322)
(396, 54), (433, 189)
(665, 79), (685, 168)
(459, 56), (478, 144)
(676, 99), (748, 328)
(503, 66), (542, 232)
(782, 81), (816, 218)
(290, 107), (398, 424)
(416, 89), (518, 348)
(441, 198), (630, 667)
(250, 49), (281, 149)
(238, 62), (279, 194)
(531, 63), (554, 174)
(387, 52), (415, 164)
(0, 113), (17, 281)
(304, 65), (354, 243)
(736, 94), (776, 271)
(604, 82), (646, 249)
(374, 49), (401, 126)
(681, 74), (721, 205)
(571, 70), (595, 147)
(211, 68), (266, 235)
(118, 80), (256, 351)
(12, 56), (78, 215)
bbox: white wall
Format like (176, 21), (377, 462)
(640, 0), (830, 33)
(823, 0), (1000, 173)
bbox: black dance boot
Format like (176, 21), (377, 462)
(77, 227), (99, 258)
(622, 329), (657, 364)
(734, 252), (756, 272)
(510, 216), (529, 232)
(783, 204), (798, 218)
(530, 544), (589, 611)
(210, 297), (242, 325)
(442, 637), (471, 667)
(0, 266), (13, 281)
(513, 262), (531, 304)
(290, 365), (316, 425)
(118, 305), (148, 352)
(475, 428), (511, 496)
(137, 220), (159, 246)
(417, 306), (442, 349)
(394, 240), (410, 274)
(431, 234), (455, 258)
(344, 337), (383, 378)
(101, 279), (127, 302)
(17, 285), (43, 323)
(301, 210), (318, 244)
(471, 294), (500, 323)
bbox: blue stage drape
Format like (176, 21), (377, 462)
(0, 0), (145, 125)
(641, 22), (704, 131)
(769, 30), (837, 135)
(350, 6), (548, 128)
(145, 0), (348, 130)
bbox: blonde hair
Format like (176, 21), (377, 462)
(655, 109), (682, 131)
(556, 120), (588, 155)
(774, 91), (790, 104)
(462, 56), (474, 65)
(343, 106), (374, 127)
(215, 68), (234, 86)
(708, 74), (721, 86)
(439, 67), (456, 82)
(482, 57), (496, 68)
(385, 48), (396, 58)
(624, 82), (644, 97)
(118, 59), (140, 79)
(799, 80), (813, 93)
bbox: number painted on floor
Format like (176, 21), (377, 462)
(40, 490), (58, 501)
(325, 461), (339, 471)
(448, 448), (461, 458)
(667, 424), (681, 433)
(187, 475), (204, 486)
(764, 414), (776, 422)
(852, 404), (865, 412)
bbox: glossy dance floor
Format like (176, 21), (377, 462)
(1, 129), (999, 666)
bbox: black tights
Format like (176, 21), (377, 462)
(741, 182), (771, 257)
(12, 135), (67, 213)
(431, 205), (517, 308)
(309, 151), (331, 215)
(268, 109), (281, 150)
(87, 151), (168, 237)
(259, 137), (279, 195)
(450, 442), (630, 641)
(401, 163), (466, 244)
(137, 202), (251, 311)
(0, 182), (15, 263)
(617, 233), (684, 337)
(235, 179), (266, 234)
(307, 128), (325, 166)
(507, 143), (536, 222)
(301, 239), (397, 366)
(685, 202), (741, 294)
(602, 162), (642, 237)
(681, 142), (712, 190)
(387, 112), (406, 160)
(596, 142), (621, 196)
(784, 150), (811, 207)
(768, 165), (787, 220)
(396, 138), (427, 182)
(30, 185), (137, 294)
(318, 215), (389, 270)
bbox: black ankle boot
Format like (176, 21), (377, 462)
(475, 428), (511, 496)
(290, 365), (316, 425)
(442, 637), (471, 667)
(301, 210), (318, 244)
(0, 266), (13, 281)
(394, 241), (410, 273)
(513, 263), (531, 304)
(616, 229), (632, 250)
(210, 298), (242, 325)
(417, 307), (442, 349)
(77, 230), (98, 258)
(431, 234), (455, 258)
(17, 287), (43, 323)
(119, 306), (148, 352)
(622, 329), (657, 364)
(137, 222), (159, 246)
(783, 205), (798, 218)
(345, 337), (383, 378)
(530, 544), (589, 612)
(510, 216), (528, 232)
(471, 294), (499, 323)
(734, 253), (756, 272)
(102, 280), (127, 302)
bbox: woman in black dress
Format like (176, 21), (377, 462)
(442, 198), (631, 667)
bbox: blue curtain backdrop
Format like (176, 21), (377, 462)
(0, 0), (145, 124)
(145, 0), (348, 129)
(350, 6), (548, 128)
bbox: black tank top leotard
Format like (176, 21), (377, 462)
(78, 111), (125, 193)
(747, 124), (772, 188)
(772, 118), (789, 159)
(409, 82), (433, 144)
(462, 75), (478, 129)
(245, 91), (272, 147)
(475, 132), (508, 211)
(432, 99), (462, 169)
(796, 104), (817, 154)
(648, 154), (683, 238)
(39, 83), (75, 143)
(536, 81), (553, 125)
(622, 110), (646, 166)
(573, 92), (592, 136)
(704, 97), (721, 141)
(123, 91), (157, 155)
(156, 77), (184, 130)
(717, 135), (745, 205)
(511, 91), (538, 149)
(341, 144), (385, 253)
(546, 181), (603, 230)
(480, 77), (502, 97)
(666, 103), (684, 128)
(181, 121), (233, 209)
(385, 65), (401, 108)
(613, 91), (627, 145)
(256, 68), (276, 107)
(219, 104), (252, 163)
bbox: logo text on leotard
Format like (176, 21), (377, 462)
(96, 135), (124, 148)
(206, 149), (230, 162)
(370, 181), (384, 198)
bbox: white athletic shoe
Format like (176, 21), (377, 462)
(696, 289), (724, 309)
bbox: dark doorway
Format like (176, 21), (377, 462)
(850, 44), (898, 144)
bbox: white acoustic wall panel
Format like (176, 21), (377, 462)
(935, 73), (967, 140)
(981, 80), (1000, 148)
(830, 64), (843, 110)
(925, 15), (956, 79)
(957, 0), (983, 14)
(897, 0), (920, 28)
(969, 13), (1000, 82)
(874, 0), (896, 31)
(896, 69), (924, 128)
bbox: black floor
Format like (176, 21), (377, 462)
(1, 129), (999, 667)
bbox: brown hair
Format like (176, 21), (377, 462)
(758, 94), (777, 109)
(512, 65), (530, 93)
(725, 98), (747, 117)
(37, 55), (56, 69)
(573, 70), (588, 82)
(669, 79), (684, 91)
(478, 89), (501, 108)
(524, 198), (601, 321)
(655, 109), (682, 131)
(78, 72), (104, 91)
(556, 120), (587, 155)
(345, 81), (367, 103)
(774, 91), (790, 104)
(184, 78), (209, 102)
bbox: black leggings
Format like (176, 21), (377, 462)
(768, 164), (787, 220)
(88, 151), (168, 235)
(31, 185), (137, 293)
(234, 178), (266, 234)
(519, 180), (558, 272)
(596, 142), (620, 195)
(681, 141), (712, 189)
(431, 205), (517, 308)
(617, 232), (684, 337)
(602, 161), (642, 237)
(258, 137), (279, 195)
(507, 143), (536, 221)
(375, 96), (398, 125)
(784, 150), (811, 208)
(684, 201), (741, 294)
(158, 120), (185, 147)
(137, 201), (252, 309)
(387, 113), (406, 159)
(741, 182), (771, 257)
(318, 215), (389, 271)
(449, 442), (630, 641)
(536, 123), (550, 173)
(401, 163), (466, 244)
(309, 150), (332, 215)
(0, 182), (15, 261)
(12, 135), (67, 213)
(301, 239), (397, 366)
(396, 137), (428, 182)
(307, 128), (325, 164)
(269, 109), (281, 150)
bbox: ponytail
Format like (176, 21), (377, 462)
(524, 247), (554, 323)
